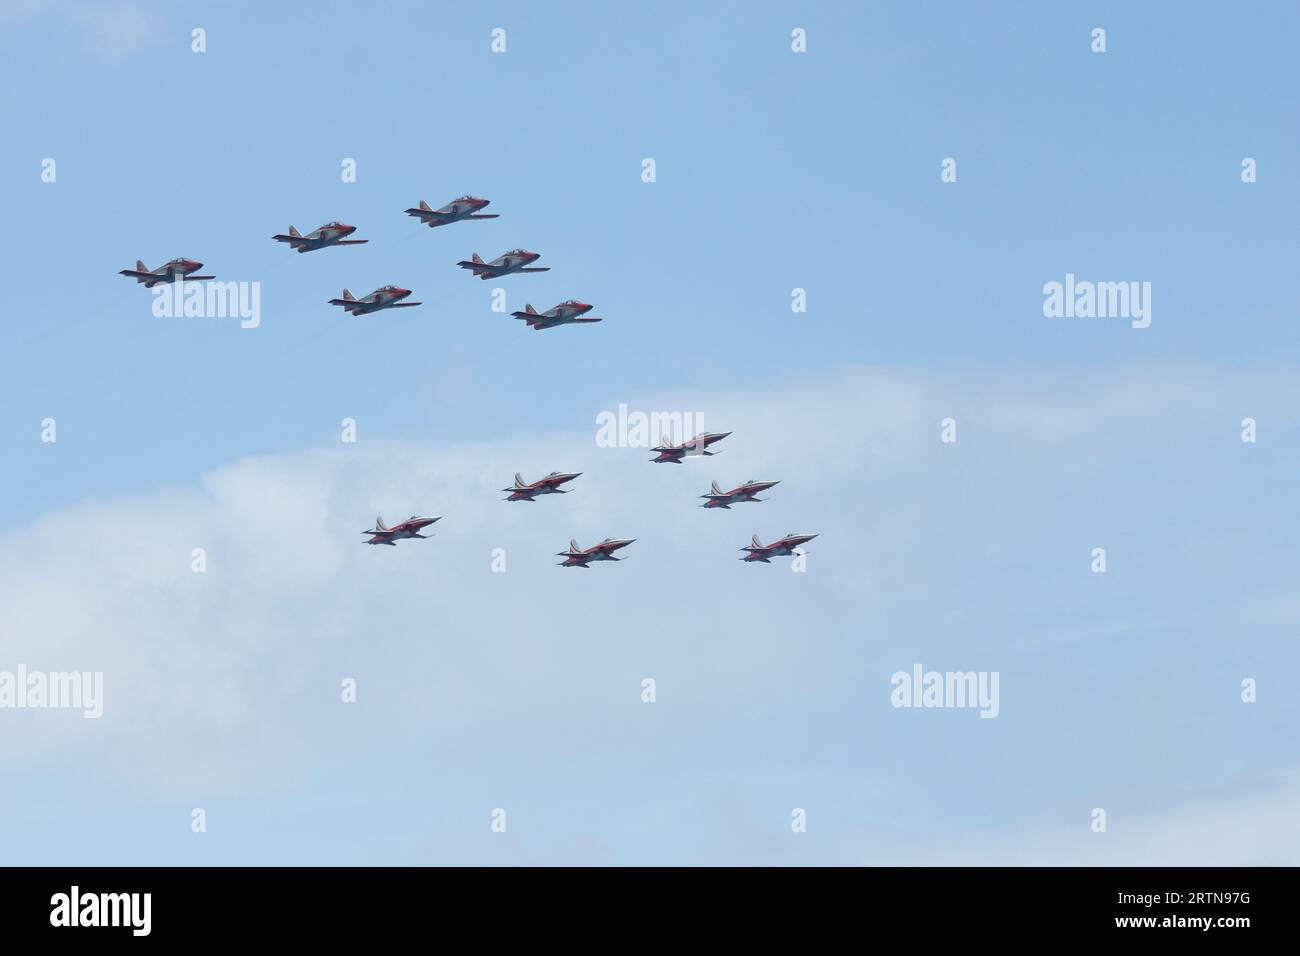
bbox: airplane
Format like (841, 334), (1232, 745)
(457, 249), (549, 280)
(510, 300), (602, 331)
(502, 471), (582, 502)
(328, 286), (422, 315)
(118, 258), (214, 288)
(740, 532), (819, 563)
(405, 196), (499, 228)
(557, 537), (635, 568)
(362, 515), (440, 546)
(272, 221), (368, 253)
(700, 479), (780, 509)
(650, 431), (731, 464)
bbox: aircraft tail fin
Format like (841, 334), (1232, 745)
(471, 253), (484, 264)
(525, 304), (538, 315)
(375, 516), (388, 532)
(569, 538), (580, 554)
(288, 226), (302, 238)
(514, 472), (526, 488)
(342, 288), (355, 301)
(710, 481), (723, 495)
(661, 433), (672, 448)
(419, 200), (432, 211)
(751, 534), (764, 549)
(136, 259), (147, 272)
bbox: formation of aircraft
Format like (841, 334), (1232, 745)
(122, 197), (603, 334)
(363, 515), (441, 546)
(502, 471), (582, 502)
(328, 286), (421, 315)
(739, 532), (819, 563)
(457, 249), (549, 280)
(651, 431), (731, 464)
(557, 537), (635, 568)
(272, 221), (368, 253)
(510, 300), (602, 331)
(119, 258), (214, 287)
(120, 199), (821, 567)
(405, 196), (498, 228)
(700, 479), (780, 509)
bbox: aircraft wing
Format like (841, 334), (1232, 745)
(386, 301), (422, 308)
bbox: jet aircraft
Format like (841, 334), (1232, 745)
(457, 249), (549, 280)
(119, 258), (214, 287)
(700, 479), (780, 508)
(650, 432), (731, 464)
(740, 532), (818, 563)
(363, 515), (440, 546)
(406, 196), (498, 228)
(510, 300), (602, 331)
(502, 471), (582, 502)
(272, 221), (368, 253)
(556, 537), (635, 568)
(328, 286), (421, 315)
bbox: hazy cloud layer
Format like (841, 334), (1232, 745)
(3, 364), (1298, 863)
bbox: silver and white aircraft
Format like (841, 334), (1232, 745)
(406, 196), (499, 228)
(327, 285), (421, 315)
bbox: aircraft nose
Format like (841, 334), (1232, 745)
(475, 198), (489, 208)
(188, 260), (203, 270)
(395, 287), (410, 297)
(342, 224), (356, 234)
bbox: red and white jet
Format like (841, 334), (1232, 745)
(272, 221), (368, 253)
(651, 431), (731, 464)
(510, 300), (602, 331)
(405, 196), (499, 228)
(457, 249), (549, 280)
(328, 286), (422, 315)
(363, 515), (440, 546)
(502, 471), (582, 502)
(557, 537), (635, 568)
(740, 532), (818, 563)
(700, 479), (780, 509)
(118, 258), (214, 288)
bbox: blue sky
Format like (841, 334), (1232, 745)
(1, 1), (1299, 865)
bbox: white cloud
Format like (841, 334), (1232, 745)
(2, 364), (1298, 863)
(0, 1), (157, 61)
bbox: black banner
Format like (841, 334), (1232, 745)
(0, 866), (1271, 941)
